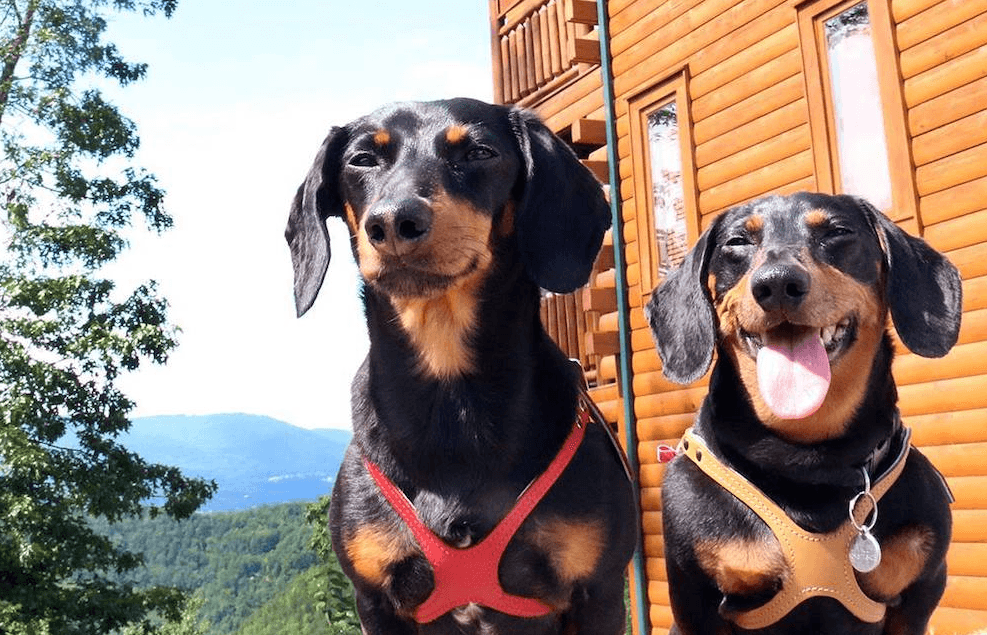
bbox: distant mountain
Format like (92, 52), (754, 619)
(122, 414), (352, 511)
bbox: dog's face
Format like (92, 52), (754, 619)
(336, 103), (522, 300)
(286, 98), (611, 378)
(647, 192), (962, 442)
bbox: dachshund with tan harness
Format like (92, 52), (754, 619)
(647, 192), (960, 634)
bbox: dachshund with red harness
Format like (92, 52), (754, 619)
(286, 98), (638, 635)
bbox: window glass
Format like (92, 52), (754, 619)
(647, 102), (687, 276)
(823, 2), (893, 209)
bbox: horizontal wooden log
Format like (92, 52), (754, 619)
(947, 476), (987, 510)
(898, 374), (987, 418)
(951, 510), (987, 543)
(640, 463), (666, 489)
(947, 542), (987, 577)
(894, 340), (987, 386)
(946, 241), (987, 280)
(649, 602), (675, 630)
(642, 510), (663, 535)
(920, 443), (987, 479)
(691, 49), (801, 123)
(638, 413), (697, 443)
(907, 408), (987, 447)
(920, 173), (987, 227)
(689, 22), (797, 101)
(891, 0), (940, 24)
(597, 310), (619, 333)
(903, 44), (987, 108)
(912, 110), (987, 168)
(693, 74), (804, 149)
(915, 142), (987, 197)
(612, 0), (788, 99)
(645, 555), (666, 581)
(908, 76), (986, 137)
(899, 6), (987, 80)
(635, 386), (708, 420)
(647, 580), (671, 609)
(598, 354), (617, 383)
(896, 0), (987, 52)
(633, 370), (705, 399)
(925, 208), (987, 254)
(640, 485), (662, 512)
(633, 348), (661, 374)
(697, 124), (810, 190)
(698, 150), (813, 214)
(588, 382), (620, 403)
(929, 605), (987, 635)
(595, 397), (621, 425)
(941, 575), (987, 611)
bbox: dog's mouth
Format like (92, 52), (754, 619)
(371, 256), (482, 298)
(737, 316), (857, 420)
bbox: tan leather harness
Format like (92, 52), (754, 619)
(679, 427), (911, 628)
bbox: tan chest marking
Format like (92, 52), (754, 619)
(345, 522), (419, 588)
(529, 517), (605, 583)
(696, 536), (789, 597)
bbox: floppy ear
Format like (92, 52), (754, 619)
(509, 108), (612, 293)
(285, 127), (349, 317)
(857, 197), (962, 357)
(645, 217), (722, 385)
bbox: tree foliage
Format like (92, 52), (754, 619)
(305, 496), (360, 635)
(0, 1), (216, 632)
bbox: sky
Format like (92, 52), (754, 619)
(102, 2), (495, 430)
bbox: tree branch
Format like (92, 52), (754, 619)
(0, 0), (40, 126)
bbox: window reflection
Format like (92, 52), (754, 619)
(647, 102), (687, 276)
(823, 1), (893, 209)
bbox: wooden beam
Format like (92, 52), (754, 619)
(566, 0), (599, 25)
(568, 34), (601, 64)
(571, 117), (607, 146)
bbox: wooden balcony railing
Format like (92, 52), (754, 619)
(490, 0), (601, 105)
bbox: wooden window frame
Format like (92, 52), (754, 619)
(798, 0), (919, 225)
(626, 69), (700, 298)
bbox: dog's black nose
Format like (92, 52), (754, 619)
(365, 199), (433, 253)
(750, 261), (810, 311)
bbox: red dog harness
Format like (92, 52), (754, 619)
(363, 409), (589, 623)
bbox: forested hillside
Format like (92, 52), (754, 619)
(92, 501), (358, 635)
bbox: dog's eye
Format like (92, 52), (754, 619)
(724, 235), (753, 247)
(464, 147), (496, 161)
(823, 226), (853, 241)
(349, 152), (379, 168)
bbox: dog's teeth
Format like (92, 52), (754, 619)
(821, 325), (835, 345)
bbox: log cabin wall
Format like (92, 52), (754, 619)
(489, 0), (987, 633)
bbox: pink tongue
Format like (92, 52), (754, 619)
(756, 329), (831, 420)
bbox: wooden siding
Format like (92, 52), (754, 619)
(490, 0), (987, 633)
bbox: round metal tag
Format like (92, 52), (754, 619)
(849, 530), (882, 573)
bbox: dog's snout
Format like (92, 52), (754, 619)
(750, 261), (810, 311)
(365, 199), (433, 253)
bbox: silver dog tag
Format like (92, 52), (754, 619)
(849, 529), (882, 573)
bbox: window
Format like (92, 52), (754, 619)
(628, 71), (698, 294)
(647, 101), (688, 277)
(800, 0), (917, 220)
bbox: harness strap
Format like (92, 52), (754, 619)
(680, 427), (910, 628)
(363, 406), (589, 623)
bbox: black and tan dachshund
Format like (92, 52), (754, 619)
(646, 192), (961, 634)
(286, 98), (637, 635)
